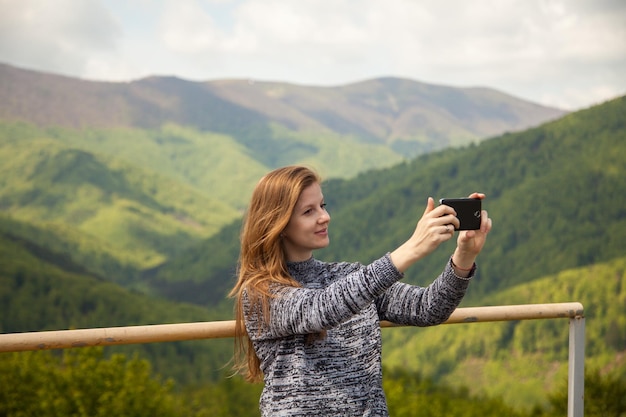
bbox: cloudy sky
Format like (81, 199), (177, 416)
(1, 0), (624, 110)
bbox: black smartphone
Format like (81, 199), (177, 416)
(439, 198), (482, 230)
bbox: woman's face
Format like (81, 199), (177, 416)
(282, 182), (331, 262)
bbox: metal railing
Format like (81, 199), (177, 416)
(0, 302), (585, 416)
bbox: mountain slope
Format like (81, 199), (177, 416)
(383, 256), (626, 410)
(2, 210), (623, 409)
(154, 95), (626, 306)
(209, 77), (565, 151)
(318, 95), (626, 295)
(0, 222), (233, 384)
(0, 62), (566, 162)
(1, 96), (624, 411)
(0, 120), (406, 275)
(0, 128), (240, 270)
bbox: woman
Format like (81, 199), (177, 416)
(229, 165), (492, 416)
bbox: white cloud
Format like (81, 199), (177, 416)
(0, 0), (121, 77)
(161, 0), (223, 53)
(0, 0), (624, 109)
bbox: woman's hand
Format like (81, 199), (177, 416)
(390, 197), (460, 273)
(451, 192), (493, 275)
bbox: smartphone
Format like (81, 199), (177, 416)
(439, 198), (482, 230)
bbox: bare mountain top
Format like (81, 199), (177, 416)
(0, 62), (566, 156)
(208, 77), (565, 143)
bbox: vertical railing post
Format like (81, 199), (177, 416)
(568, 316), (585, 417)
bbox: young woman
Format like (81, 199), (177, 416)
(230, 165), (492, 416)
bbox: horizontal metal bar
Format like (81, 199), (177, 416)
(384, 301), (584, 326)
(0, 320), (235, 353)
(0, 302), (584, 353)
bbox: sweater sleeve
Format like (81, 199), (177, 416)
(375, 259), (473, 326)
(244, 254), (403, 341)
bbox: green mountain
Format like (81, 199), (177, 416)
(316, 95), (626, 299)
(2, 210), (624, 411)
(0, 125), (241, 271)
(146, 96), (626, 409)
(154, 95), (626, 306)
(0, 62), (568, 295)
(1, 63), (624, 411)
(0, 61), (564, 165)
(0, 215), (232, 384)
(118, 97), (625, 411)
(383, 255), (626, 410)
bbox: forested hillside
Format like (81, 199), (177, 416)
(155, 95), (626, 306)
(0, 123), (247, 272)
(0, 216), (232, 384)
(2, 233), (624, 413)
(0, 63), (570, 297)
(1, 62), (624, 414)
(383, 255), (626, 410)
(145, 96), (626, 409)
(317, 94), (626, 299)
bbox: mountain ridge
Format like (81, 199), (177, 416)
(151, 95), (626, 307)
(1, 90), (624, 411)
(0, 62), (566, 160)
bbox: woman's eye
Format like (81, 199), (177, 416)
(303, 204), (326, 215)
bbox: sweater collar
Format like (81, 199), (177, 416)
(286, 257), (319, 283)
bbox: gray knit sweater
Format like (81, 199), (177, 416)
(244, 254), (473, 416)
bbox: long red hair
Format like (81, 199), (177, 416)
(229, 166), (321, 382)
